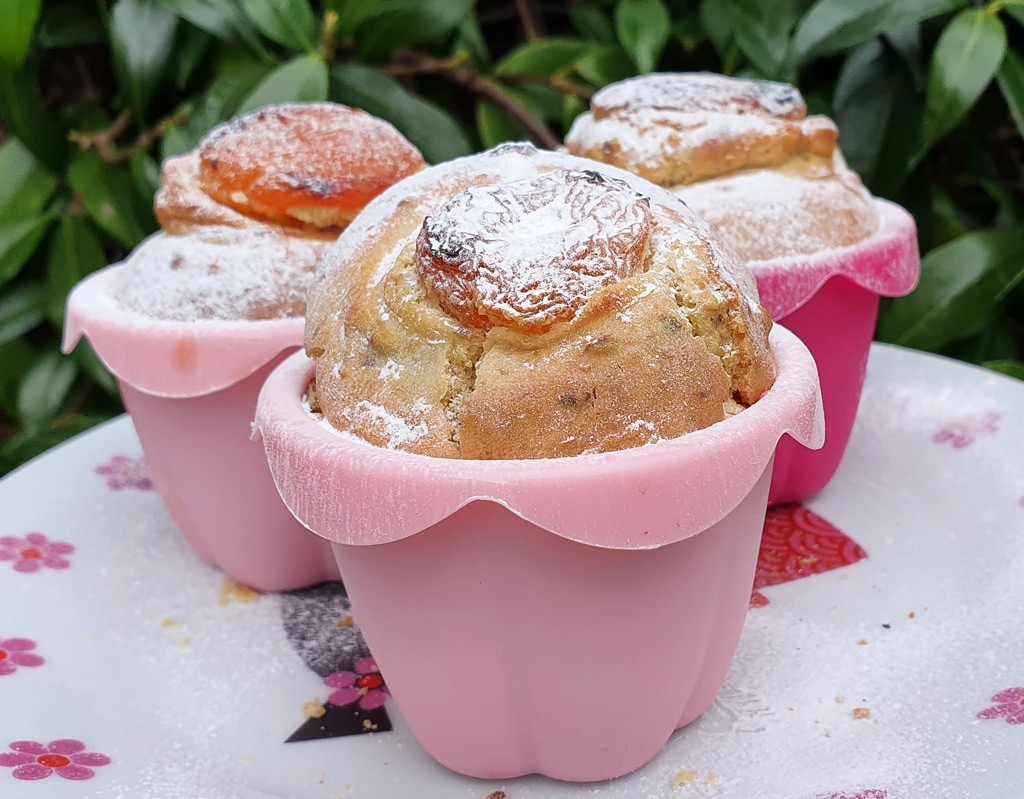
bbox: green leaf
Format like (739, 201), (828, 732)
(68, 151), (151, 248)
(476, 100), (528, 149)
(17, 350), (78, 435)
(0, 414), (108, 475)
(130, 151), (162, 204)
(877, 227), (1024, 349)
(918, 8), (1006, 155)
(70, 339), (119, 398)
(833, 40), (896, 185)
(239, 0), (317, 51)
(0, 214), (55, 285)
(175, 25), (211, 89)
(0, 137), (57, 223)
(237, 54), (328, 115)
(571, 7), (615, 43)
(156, 0), (267, 56)
(329, 65), (472, 164)
(0, 338), (35, 418)
(673, 13), (708, 53)
(452, 17), (489, 68)
(615, 0), (670, 73)
(110, 0), (179, 123)
(47, 217), (108, 327)
(37, 2), (105, 48)
(0, 0), (41, 68)
(721, 0), (796, 80)
(575, 44), (635, 87)
(0, 282), (46, 345)
(996, 46), (1024, 136)
(792, 0), (965, 64)
(352, 0), (476, 61)
(495, 38), (590, 76)
(0, 63), (65, 169)
(982, 359), (1024, 380)
(699, 0), (734, 59)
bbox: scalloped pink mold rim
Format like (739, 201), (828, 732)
(256, 325), (824, 780)
(752, 199), (920, 504)
(62, 264), (338, 591)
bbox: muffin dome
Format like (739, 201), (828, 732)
(306, 143), (774, 459)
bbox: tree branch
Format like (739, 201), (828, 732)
(515, 0), (544, 41)
(387, 52), (560, 149)
(495, 73), (594, 102)
(69, 108), (190, 165)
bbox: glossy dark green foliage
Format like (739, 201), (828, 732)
(0, 0), (1022, 475)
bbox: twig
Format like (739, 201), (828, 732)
(495, 73), (594, 102)
(320, 10), (339, 63)
(388, 51), (559, 149)
(515, 0), (544, 40)
(69, 108), (190, 165)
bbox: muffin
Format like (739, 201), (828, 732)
(305, 143), (774, 460)
(564, 72), (879, 261)
(254, 143), (826, 781)
(566, 73), (920, 504)
(113, 102), (425, 321)
(63, 102), (426, 591)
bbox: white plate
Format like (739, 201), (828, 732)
(1, 343), (1022, 799)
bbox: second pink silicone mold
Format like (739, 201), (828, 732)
(752, 199), (920, 505)
(64, 265), (340, 591)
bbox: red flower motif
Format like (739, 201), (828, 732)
(749, 504), (867, 608)
(0, 638), (44, 676)
(815, 792), (887, 799)
(0, 533), (73, 573)
(0, 740), (110, 781)
(325, 657), (390, 711)
(95, 455), (154, 491)
(932, 412), (1000, 449)
(977, 687), (1024, 725)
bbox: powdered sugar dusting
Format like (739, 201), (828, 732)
(341, 400), (429, 449)
(676, 169), (879, 261)
(113, 229), (327, 321)
(566, 107), (834, 180)
(591, 72), (806, 118)
(417, 169), (651, 331)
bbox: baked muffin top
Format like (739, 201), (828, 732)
(114, 103), (425, 321)
(565, 73), (878, 261)
(306, 143), (775, 460)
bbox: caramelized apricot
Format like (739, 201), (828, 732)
(198, 103), (424, 230)
(416, 169), (652, 333)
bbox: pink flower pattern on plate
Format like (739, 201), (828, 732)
(325, 657), (389, 711)
(95, 455), (154, 491)
(0, 638), (44, 676)
(977, 687), (1024, 725)
(932, 412), (1000, 449)
(0, 533), (73, 573)
(0, 740), (110, 781)
(815, 792), (887, 799)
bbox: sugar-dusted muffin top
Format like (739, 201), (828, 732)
(114, 103), (425, 321)
(306, 143), (774, 460)
(565, 73), (878, 261)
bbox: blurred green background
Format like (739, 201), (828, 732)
(1, 0), (1023, 475)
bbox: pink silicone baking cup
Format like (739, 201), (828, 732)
(750, 198), (920, 505)
(63, 265), (339, 591)
(256, 325), (824, 782)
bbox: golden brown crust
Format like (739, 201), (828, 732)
(564, 72), (878, 261)
(309, 145), (775, 460)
